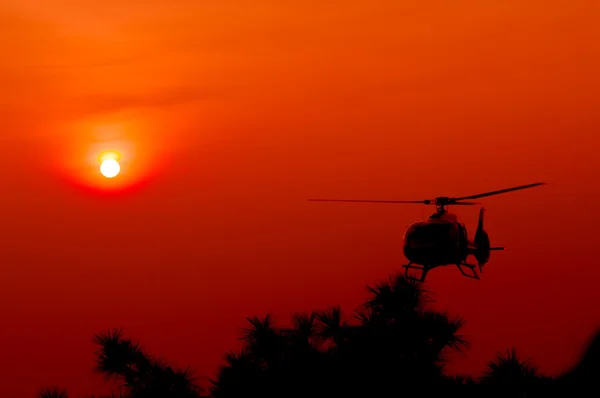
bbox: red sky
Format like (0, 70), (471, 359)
(1, 1), (599, 396)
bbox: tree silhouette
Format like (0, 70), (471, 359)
(315, 305), (348, 348)
(41, 273), (599, 397)
(284, 312), (321, 350)
(38, 387), (69, 398)
(558, 328), (600, 393)
(92, 329), (202, 398)
(482, 348), (544, 385)
(479, 347), (553, 397)
(209, 273), (470, 397)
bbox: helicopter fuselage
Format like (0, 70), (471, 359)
(309, 181), (544, 281)
(402, 212), (469, 266)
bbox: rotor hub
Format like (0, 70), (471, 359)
(433, 197), (451, 213)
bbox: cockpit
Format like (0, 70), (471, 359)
(403, 221), (463, 265)
(405, 222), (455, 246)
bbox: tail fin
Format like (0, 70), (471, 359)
(467, 208), (504, 274)
(473, 207), (490, 272)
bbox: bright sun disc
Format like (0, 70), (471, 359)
(100, 159), (121, 178)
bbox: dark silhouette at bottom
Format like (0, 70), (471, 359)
(41, 274), (598, 397)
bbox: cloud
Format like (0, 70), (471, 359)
(69, 85), (235, 117)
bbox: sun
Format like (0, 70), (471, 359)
(100, 159), (121, 178)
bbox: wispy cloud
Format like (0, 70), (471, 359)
(69, 85), (237, 117)
(19, 55), (146, 70)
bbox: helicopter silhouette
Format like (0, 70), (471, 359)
(309, 182), (545, 282)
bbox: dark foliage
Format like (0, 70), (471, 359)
(38, 387), (69, 398)
(91, 329), (202, 398)
(44, 274), (598, 397)
(210, 274), (494, 397)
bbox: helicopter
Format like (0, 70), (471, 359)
(308, 182), (545, 282)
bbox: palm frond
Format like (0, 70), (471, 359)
(482, 348), (542, 385)
(38, 387), (68, 398)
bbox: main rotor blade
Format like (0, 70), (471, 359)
(308, 199), (429, 204)
(451, 182), (545, 201)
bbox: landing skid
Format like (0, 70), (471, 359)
(402, 262), (431, 283)
(456, 262), (480, 280)
(402, 262), (481, 282)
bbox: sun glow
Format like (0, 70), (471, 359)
(61, 118), (164, 192)
(100, 159), (121, 178)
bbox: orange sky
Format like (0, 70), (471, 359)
(1, 1), (600, 396)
